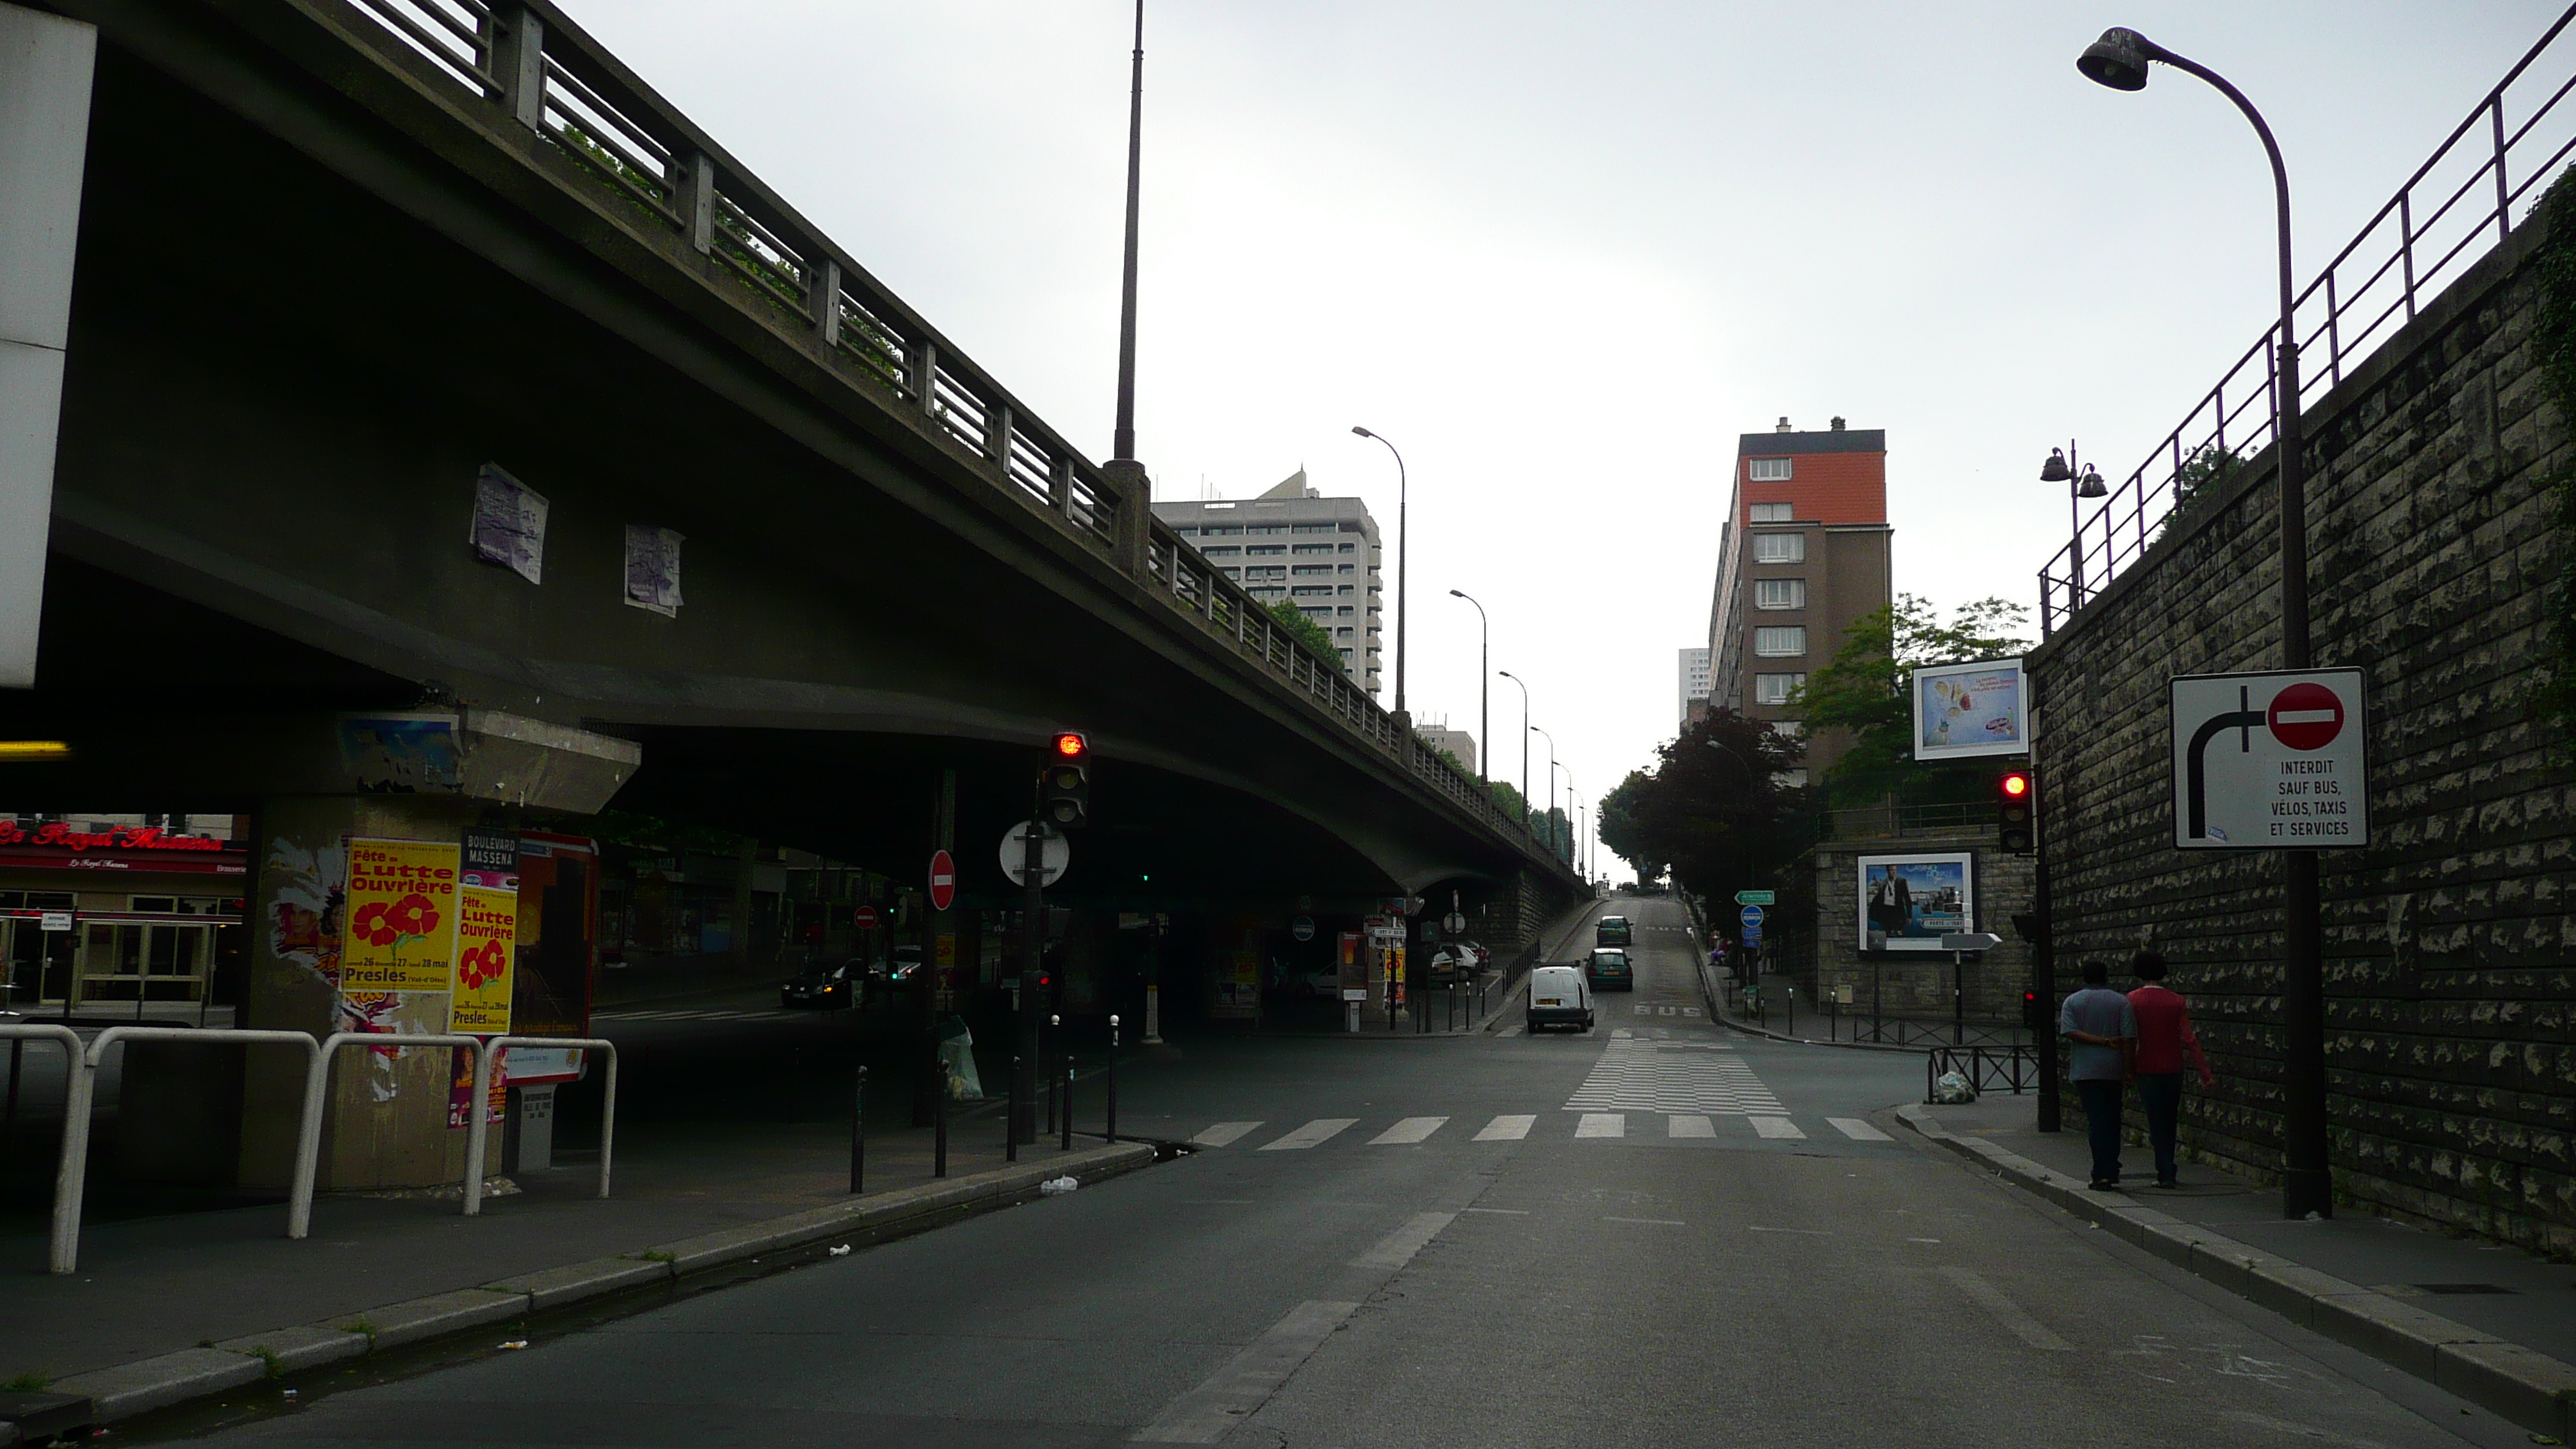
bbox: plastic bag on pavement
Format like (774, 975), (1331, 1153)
(937, 1016), (984, 1101)
(1930, 1069), (1978, 1105)
(1040, 1176), (1079, 1196)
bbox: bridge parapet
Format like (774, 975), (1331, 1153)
(307, 0), (1548, 867)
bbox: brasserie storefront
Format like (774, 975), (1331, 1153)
(0, 815), (248, 1015)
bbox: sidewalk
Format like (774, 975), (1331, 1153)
(0, 1102), (1153, 1427)
(1906, 1091), (2576, 1439)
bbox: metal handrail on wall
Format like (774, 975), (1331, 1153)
(2040, 4), (2576, 635)
(324, 0), (1552, 866)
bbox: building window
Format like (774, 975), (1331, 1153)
(1753, 578), (1806, 610)
(1292, 585), (1332, 597)
(1338, 543), (1355, 553)
(1753, 672), (1806, 704)
(1293, 523), (1336, 534)
(1752, 627), (1806, 658)
(1337, 564), (1354, 575)
(1303, 605), (1331, 618)
(1752, 533), (1806, 564)
(1204, 526), (1242, 536)
(1202, 545), (1240, 557)
(1173, 526), (1197, 536)
(1221, 567), (1242, 579)
(1749, 457), (1793, 482)
(1292, 564), (1331, 577)
(1246, 544), (1286, 556)
(1339, 648), (1354, 661)
(1749, 502), (1792, 522)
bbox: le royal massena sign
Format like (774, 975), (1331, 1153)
(2169, 669), (2369, 850)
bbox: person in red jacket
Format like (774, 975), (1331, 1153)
(2127, 951), (2215, 1187)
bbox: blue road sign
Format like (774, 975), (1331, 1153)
(1742, 924), (1763, 945)
(1739, 905), (1765, 927)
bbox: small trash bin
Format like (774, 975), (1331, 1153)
(936, 1015), (983, 1101)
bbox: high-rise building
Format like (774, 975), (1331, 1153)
(1677, 647), (1711, 724)
(1706, 417), (1893, 786)
(1153, 471), (1384, 694)
(1414, 724), (1477, 776)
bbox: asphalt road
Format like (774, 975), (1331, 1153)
(161, 896), (2525, 1448)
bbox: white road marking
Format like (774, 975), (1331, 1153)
(1132, 1299), (1362, 1442)
(1462, 1207), (1529, 1214)
(1474, 1114), (1535, 1141)
(1575, 1112), (1625, 1139)
(1355, 1211), (1458, 1269)
(1668, 1115), (1716, 1138)
(1746, 1225), (1831, 1235)
(1369, 1116), (1448, 1145)
(1190, 1122), (1262, 1148)
(1751, 1115), (1807, 1139)
(1603, 1216), (1684, 1225)
(1939, 1266), (2074, 1351)
(1829, 1117), (1894, 1142)
(1566, 1039), (1787, 1115)
(1259, 1118), (1357, 1150)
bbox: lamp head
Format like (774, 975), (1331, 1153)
(2078, 27), (2156, 91)
(1350, 425), (1374, 439)
(1447, 588), (1464, 598)
(2076, 466), (2108, 498)
(2040, 447), (2072, 484)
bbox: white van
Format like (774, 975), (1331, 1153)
(1526, 964), (1595, 1034)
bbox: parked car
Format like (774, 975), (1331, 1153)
(1595, 916), (1632, 946)
(1586, 947), (1634, 990)
(780, 958), (862, 1009)
(1427, 940), (1488, 981)
(883, 944), (924, 985)
(1526, 963), (1595, 1033)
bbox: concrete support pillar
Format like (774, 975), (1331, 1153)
(1101, 458), (1151, 578)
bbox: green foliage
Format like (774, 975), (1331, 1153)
(1596, 709), (1810, 899)
(2167, 443), (2242, 521)
(2529, 167), (2576, 732)
(1267, 599), (1340, 660)
(0, 1372), (50, 1393)
(1792, 594), (2030, 808)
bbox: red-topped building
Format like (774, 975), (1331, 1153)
(1704, 417), (1893, 786)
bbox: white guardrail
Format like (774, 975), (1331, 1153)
(15, 1026), (615, 1274)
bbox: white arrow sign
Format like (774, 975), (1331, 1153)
(2170, 668), (2369, 850)
(1000, 821), (1070, 888)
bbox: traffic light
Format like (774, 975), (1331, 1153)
(2021, 985), (2046, 1032)
(1042, 731), (1090, 827)
(1996, 767), (2035, 854)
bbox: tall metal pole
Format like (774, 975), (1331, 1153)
(1499, 670), (1531, 825)
(1352, 428), (1408, 716)
(1451, 591), (1488, 783)
(1532, 724), (1557, 858)
(1111, 0), (1145, 462)
(2083, 29), (2322, 1218)
(1018, 778), (1044, 1146)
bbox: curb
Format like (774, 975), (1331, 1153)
(1896, 1103), (2576, 1440)
(42, 1141), (1156, 1427)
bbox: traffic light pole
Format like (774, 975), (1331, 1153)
(1016, 777), (1043, 1147)
(2033, 755), (2061, 1133)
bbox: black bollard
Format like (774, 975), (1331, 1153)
(1006, 1054), (1019, 1163)
(1045, 1014), (1060, 1134)
(848, 1063), (866, 1194)
(934, 1057), (948, 1179)
(1060, 1053), (1074, 1151)
(1107, 1014), (1120, 1145)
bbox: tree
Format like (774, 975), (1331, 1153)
(1598, 709), (1810, 900)
(1266, 599), (1339, 660)
(2167, 443), (2241, 521)
(1791, 594), (2030, 808)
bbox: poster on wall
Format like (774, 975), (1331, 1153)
(1856, 851), (1975, 953)
(1911, 659), (2029, 761)
(512, 833), (598, 1036)
(340, 838), (462, 994)
(450, 884), (516, 1035)
(1211, 947), (1260, 1019)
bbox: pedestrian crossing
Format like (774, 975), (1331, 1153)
(1185, 1112), (1897, 1149)
(1628, 1005), (1704, 1018)
(1564, 1038), (1786, 1115)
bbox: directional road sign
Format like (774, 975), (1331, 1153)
(927, 851), (957, 911)
(2170, 668), (2369, 850)
(1741, 923), (1763, 945)
(1735, 890), (1775, 906)
(1940, 932), (2002, 952)
(999, 822), (1070, 887)
(1738, 905), (1765, 928)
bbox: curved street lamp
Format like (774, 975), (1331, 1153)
(2040, 444), (2108, 606)
(1448, 590), (1488, 783)
(1498, 670), (1533, 827)
(2078, 26), (2327, 1221)
(1351, 426), (1408, 718)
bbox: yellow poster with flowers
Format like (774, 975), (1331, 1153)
(341, 838), (462, 992)
(450, 884), (516, 1034)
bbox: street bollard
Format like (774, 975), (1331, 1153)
(849, 1063), (866, 1194)
(1045, 1014), (1060, 1135)
(1060, 1054), (1074, 1151)
(933, 1057), (948, 1180)
(1006, 1055), (1019, 1163)
(1107, 1014), (1120, 1145)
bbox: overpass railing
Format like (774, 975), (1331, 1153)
(327, 0), (1550, 863)
(2040, 3), (2576, 636)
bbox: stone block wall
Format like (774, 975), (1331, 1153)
(2028, 215), (2576, 1254)
(1805, 833), (2033, 1023)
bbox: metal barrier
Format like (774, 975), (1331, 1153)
(293, 1033), (488, 1231)
(468, 1036), (617, 1211)
(55, 1026), (325, 1275)
(1927, 1044), (2040, 1101)
(2, 1024), (84, 1275)
(2041, 4), (2576, 635)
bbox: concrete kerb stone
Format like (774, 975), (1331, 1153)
(482, 1255), (673, 1313)
(211, 1324), (370, 1376)
(52, 1348), (266, 1421)
(331, 1289), (529, 1352)
(1896, 1102), (2576, 1440)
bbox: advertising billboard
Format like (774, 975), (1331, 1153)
(1911, 659), (2029, 761)
(1857, 851), (1975, 953)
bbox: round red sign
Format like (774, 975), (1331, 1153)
(2267, 682), (2345, 751)
(927, 850), (957, 912)
(851, 906), (879, 930)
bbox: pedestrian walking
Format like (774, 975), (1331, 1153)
(2058, 960), (2136, 1190)
(2126, 951), (2214, 1188)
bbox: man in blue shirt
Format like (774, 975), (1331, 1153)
(2059, 960), (2137, 1190)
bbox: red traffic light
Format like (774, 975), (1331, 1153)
(1051, 731), (1088, 759)
(2000, 771), (2031, 798)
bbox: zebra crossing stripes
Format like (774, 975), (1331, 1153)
(1751, 1116), (1807, 1140)
(1668, 1114), (1716, 1138)
(1574, 1113), (1625, 1139)
(1188, 1111), (1896, 1149)
(1259, 1118), (1357, 1150)
(1563, 1040), (1787, 1115)
(1369, 1116), (1448, 1145)
(1192, 1122), (1262, 1147)
(1829, 1117), (1895, 1142)
(1475, 1115), (1535, 1142)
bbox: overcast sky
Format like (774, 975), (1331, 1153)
(563, 0), (2567, 871)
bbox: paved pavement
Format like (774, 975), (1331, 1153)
(73, 894), (2538, 1448)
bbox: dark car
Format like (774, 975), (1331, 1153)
(1595, 916), (1633, 947)
(780, 958), (862, 1009)
(1586, 947), (1634, 990)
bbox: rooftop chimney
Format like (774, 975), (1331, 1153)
(1830, 416), (1845, 431)
(1775, 416), (1792, 433)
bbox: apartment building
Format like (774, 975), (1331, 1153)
(1705, 418), (1893, 785)
(1153, 471), (1384, 694)
(1677, 647), (1711, 725)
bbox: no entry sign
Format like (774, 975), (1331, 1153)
(927, 849), (957, 911)
(852, 906), (879, 930)
(2170, 669), (2369, 850)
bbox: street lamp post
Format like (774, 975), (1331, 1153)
(1499, 670), (1532, 829)
(2039, 444), (2108, 608)
(1531, 724), (1559, 860)
(2078, 26), (2327, 1219)
(2029, 440), (2102, 1139)
(1351, 426), (1409, 720)
(1111, 0), (1145, 462)
(1448, 590), (1488, 784)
